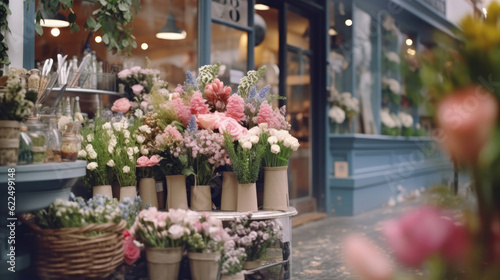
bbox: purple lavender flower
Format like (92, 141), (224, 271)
(187, 115), (197, 132)
(258, 85), (271, 100)
(185, 71), (197, 87)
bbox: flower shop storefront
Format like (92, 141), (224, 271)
(324, 0), (463, 215)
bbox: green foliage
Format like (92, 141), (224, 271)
(197, 62), (220, 92)
(237, 66), (266, 98)
(224, 133), (265, 184)
(32, 0), (140, 55)
(401, 55), (424, 106)
(0, 0), (10, 65)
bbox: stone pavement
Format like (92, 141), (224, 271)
(291, 196), (428, 280)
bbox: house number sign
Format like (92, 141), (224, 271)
(212, 0), (249, 27)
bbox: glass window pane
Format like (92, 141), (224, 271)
(286, 10), (310, 49)
(210, 22), (248, 88)
(212, 0), (249, 27)
(35, 0), (198, 91)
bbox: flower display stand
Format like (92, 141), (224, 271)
(210, 207), (298, 280)
(0, 161), (86, 280)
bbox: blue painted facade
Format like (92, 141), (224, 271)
(326, 135), (453, 216)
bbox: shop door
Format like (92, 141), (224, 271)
(255, 2), (323, 212)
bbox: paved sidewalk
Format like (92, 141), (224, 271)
(291, 197), (426, 280)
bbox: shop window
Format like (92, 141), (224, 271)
(34, 0), (199, 91)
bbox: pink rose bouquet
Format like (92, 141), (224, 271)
(123, 233), (141, 265)
(155, 124), (189, 176)
(130, 208), (194, 248)
(118, 66), (166, 101)
(186, 212), (229, 253)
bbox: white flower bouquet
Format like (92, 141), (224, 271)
(382, 77), (402, 105)
(78, 118), (114, 191)
(0, 69), (35, 121)
(261, 125), (300, 167)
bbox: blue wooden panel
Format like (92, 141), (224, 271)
(327, 135), (455, 216)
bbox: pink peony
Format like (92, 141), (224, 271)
(226, 94), (245, 122)
(111, 97), (132, 113)
(131, 84), (144, 95)
(123, 235), (140, 265)
(190, 91), (210, 116)
(172, 98), (191, 126)
(436, 85), (498, 164)
(257, 101), (281, 129)
(218, 117), (248, 140)
(205, 78), (231, 111)
(343, 234), (394, 280)
(197, 112), (225, 130)
(136, 156), (150, 168)
(148, 155), (161, 166)
(383, 206), (469, 268)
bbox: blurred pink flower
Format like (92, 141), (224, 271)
(226, 94), (245, 122)
(197, 112), (225, 130)
(343, 234), (394, 280)
(148, 155), (161, 166)
(257, 101), (281, 129)
(111, 97), (132, 113)
(136, 156), (150, 167)
(131, 84), (144, 95)
(218, 117), (248, 140)
(205, 78), (231, 111)
(172, 98), (191, 126)
(118, 69), (132, 79)
(164, 125), (183, 141)
(175, 84), (185, 94)
(140, 101), (148, 111)
(436, 86), (498, 164)
(383, 206), (469, 268)
(123, 235), (140, 265)
(172, 92), (180, 100)
(190, 91), (210, 116)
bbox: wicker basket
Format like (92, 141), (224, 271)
(25, 219), (127, 280)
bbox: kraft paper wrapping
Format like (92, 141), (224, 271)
(166, 175), (188, 210)
(263, 166), (289, 211)
(236, 183), (258, 212)
(146, 247), (183, 280)
(221, 171), (238, 211)
(119, 186), (137, 202)
(92, 185), (113, 198)
(139, 178), (158, 209)
(190, 185), (212, 211)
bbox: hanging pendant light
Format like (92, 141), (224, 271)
(156, 12), (187, 40)
(39, 9), (70, 28)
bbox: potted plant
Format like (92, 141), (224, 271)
(0, 69), (35, 165)
(223, 129), (266, 212)
(261, 125), (300, 211)
(130, 208), (192, 280)
(225, 214), (281, 270)
(186, 211), (228, 280)
(33, 0), (141, 55)
(136, 155), (161, 209)
(221, 239), (247, 280)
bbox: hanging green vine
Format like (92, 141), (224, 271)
(31, 0), (141, 55)
(0, 0), (11, 66)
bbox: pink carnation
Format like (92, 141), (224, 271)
(205, 78), (231, 111)
(172, 98), (191, 126)
(218, 117), (248, 140)
(226, 94), (245, 122)
(132, 84), (144, 95)
(198, 112), (225, 130)
(190, 91), (210, 116)
(141, 101), (148, 111)
(111, 97), (132, 113)
(164, 125), (183, 141)
(257, 101), (280, 128)
(123, 235), (140, 265)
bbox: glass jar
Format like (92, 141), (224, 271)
(25, 117), (47, 164)
(18, 126), (33, 165)
(61, 132), (78, 162)
(42, 116), (62, 163)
